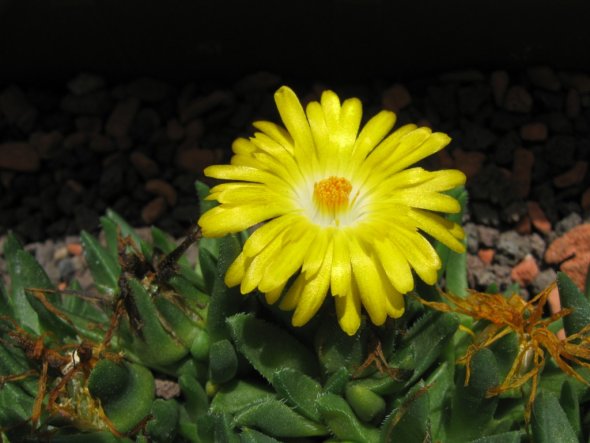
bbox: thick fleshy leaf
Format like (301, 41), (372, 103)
(532, 391), (578, 443)
(467, 432), (523, 443)
(145, 399), (179, 443)
(207, 235), (245, 342)
(210, 380), (275, 415)
(233, 398), (327, 438)
(272, 368), (322, 422)
(448, 349), (500, 441)
(559, 381), (581, 440)
(8, 248), (76, 338)
(179, 373), (209, 420)
(209, 339), (238, 384)
(126, 278), (188, 366)
(88, 360), (155, 434)
(81, 230), (120, 295)
(239, 428), (281, 443)
(106, 209), (153, 259)
(380, 382), (430, 443)
(558, 271), (590, 336)
(316, 393), (380, 443)
(345, 383), (386, 423)
(227, 313), (319, 381)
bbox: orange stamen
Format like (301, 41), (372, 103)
(313, 176), (352, 215)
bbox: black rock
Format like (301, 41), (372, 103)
(496, 231), (530, 266)
(463, 223), (479, 254)
(494, 131), (520, 165)
(555, 212), (583, 236)
(476, 225), (500, 247)
(529, 233), (546, 260)
(471, 202), (500, 227)
(531, 268), (557, 295)
(545, 136), (577, 170)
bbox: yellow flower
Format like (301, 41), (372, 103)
(198, 86), (466, 335)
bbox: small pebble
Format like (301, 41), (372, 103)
(527, 201), (552, 234)
(382, 83), (412, 112)
(511, 254), (540, 287)
(490, 70), (509, 106)
(503, 86), (533, 113)
(519, 122), (548, 142)
(553, 161), (588, 188)
(141, 197), (167, 224)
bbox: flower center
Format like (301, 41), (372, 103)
(313, 176), (352, 216)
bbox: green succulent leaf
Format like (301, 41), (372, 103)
(466, 431), (523, 443)
(106, 209), (153, 260)
(316, 393), (380, 443)
(233, 398), (327, 438)
(207, 236), (244, 342)
(125, 278), (188, 366)
(209, 339), (238, 384)
(227, 313), (319, 381)
(448, 348), (500, 441)
(81, 230), (120, 295)
(145, 399), (180, 443)
(380, 382), (430, 443)
(88, 360), (155, 434)
(8, 247), (75, 337)
(210, 380), (275, 415)
(436, 186), (468, 297)
(559, 381), (581, 440)
(345, 383), (386, 423)
(558, 271), (590, 336)
(0, 342), (38, 397)
(239, 428), (281, 443)
(212, 412), (240, 443)
(323, 367), (350, 395)
(179, 373), (209, 420)
(42, 432), (131, 443)
(272, 368), (322, 422)
(0, 383), (35, 433)
(425, 360), (454, 441)
(532, 391), (578, 443)
(315, 315), (365, 375)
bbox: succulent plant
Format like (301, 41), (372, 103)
(0, 181), (589, 443)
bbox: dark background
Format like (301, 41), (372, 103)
(1, 0), (588, 83)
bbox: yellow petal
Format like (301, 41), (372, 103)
(198, 204), (285, 237)
(240, 230), (286, 293)
(351, 110), (396, 164)
(389, 132), (451, 174)
(274, 86), (315, 158)
(280, 273), (306, 310)
(338, 98), (362, 150)
(373, 239), (414, 294)
(335, 285), (361, 336)
(392, 229), (439, 285)
(204, 164), (282, 187)
(224, 252), (248, 287)
(409, 209), (466, 253)
(292, 242), (333, 326)
(258, 224), (317, 292)
(349, 238), (387, 325)
(388, 191), (461, 213)
(252, 120), (294, 154)
(301, 229), (330, 277)
(331, 230), (351, 297)
(232, 137), (257, 155)
(264, 281), (286, 305)
(306, 101), (329, 154)
(243, 214), (300, 257)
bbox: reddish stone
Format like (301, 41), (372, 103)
(511, 255), (540, 286)
(142, 197), (167, 224)
(145, 179), (178, 206)
(382, 83), (412, 112)
(66, 243), (83, 256)
(566, 89), (581, 118)
(452, 148), (486, 179)
(130, 151), (159, 179)
(547, 285), (566, 340)
(545, 224), (590, 291)
(520, 122), (548, 142)
(477, 248), (495, 265)
(106, 97), (140, 138)
(553, 161), (588, 188)
(504, 86), (533, 113)
(175, 147), (222, 174)
(515, 215), (532, 235)
(511, 148), (534, 199)
(526, 201), (552, 234)
(582, 187), (590, 211)
(490, 70), (509, 106)
(0, 142), (40, 172)
(166, 118), (185, 141)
